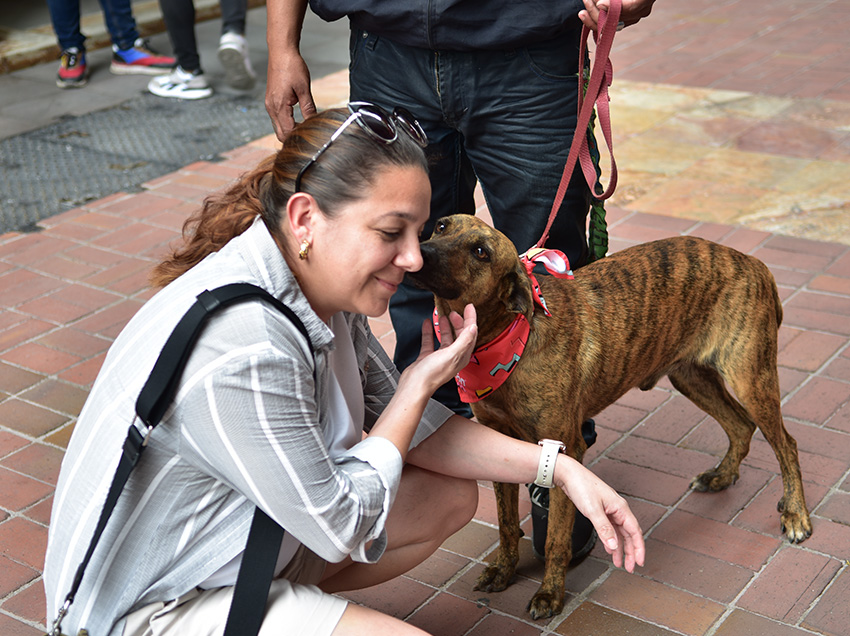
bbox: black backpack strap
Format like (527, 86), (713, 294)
(49, 283), (312, 636)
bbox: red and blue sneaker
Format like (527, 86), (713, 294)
(110, 38), (176, 76)
(56, 47), (88, 89)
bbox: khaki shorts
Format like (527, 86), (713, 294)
(122, 545), (348, 636)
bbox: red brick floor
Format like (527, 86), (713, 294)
(1, 144), (848, 634)
(3, 1), (850, 634)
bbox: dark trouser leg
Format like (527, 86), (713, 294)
(158, 0), (200, 71)
(219, 0), (247, 35)
(98, 0), (139, 49)
(47, 0), (86, 51)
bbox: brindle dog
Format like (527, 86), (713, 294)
(407, 215), (811, 620)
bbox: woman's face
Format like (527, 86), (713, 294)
(305, 165), (431, 321)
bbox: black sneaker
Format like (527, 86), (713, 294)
(529, 419), (598, 564)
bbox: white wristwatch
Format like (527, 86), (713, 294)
(534, 439), (566, 488)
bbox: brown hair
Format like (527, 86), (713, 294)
(150, 107), (428, 287)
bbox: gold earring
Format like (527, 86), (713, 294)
(298, 239), (311, 260)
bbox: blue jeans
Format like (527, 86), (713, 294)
(47, 0), (139, 51)
(349, 29), (592, 415)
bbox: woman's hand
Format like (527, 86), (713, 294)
(579, 0), (656, 32)
(399, 304), (478, 396)
(554, 455), (645, 572)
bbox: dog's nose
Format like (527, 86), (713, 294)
(419, 242), (436, 268)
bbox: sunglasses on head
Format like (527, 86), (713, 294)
(294, 101), (429, 193)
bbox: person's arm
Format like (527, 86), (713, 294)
(407, 415), (645, 573)
(265, 0), (316, 139)
(579, 0), (657, 31)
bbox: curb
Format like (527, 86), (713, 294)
(0, 0), (266, 74)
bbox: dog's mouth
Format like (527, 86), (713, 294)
(404, 269), (463, 300)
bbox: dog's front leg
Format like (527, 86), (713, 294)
(474, 481), (521, 593)
(528, 486), (574, 619)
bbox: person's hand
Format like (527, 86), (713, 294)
(265, 51), (318, 141)
(579, 0), (656, 32)
(554, 455), (645, 572)
(401, 304), (478, 396)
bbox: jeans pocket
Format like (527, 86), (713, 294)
(521, 35), (581, 81)
(349, 28), (379, 75)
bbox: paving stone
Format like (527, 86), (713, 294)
(441, 520), (499, 561)
(466, 612), (540, 636)
(0, 554), (39, 598)
(0, 466), (53, 511)
(652, 510), (780, 570)
(739, 547), (842, 623)
(407, 592), (489, 636)
(714, 609), (821, 636)
(337, 576), (434, 620)
(0, 343), (81, 376)
(0, 442), (64, 485)
(406, 548), (471, 588)
(19, 379), (88, 417)
(0, 613), (42, 636)
(554, 601), (679, 636)
(816, 491), (850, 526)
(637, 538), (753, 603)
(782, 376), (850, 425)
(802, 568), (850, 636)
(1, 578), (46, 624)
(0, 517), (48, 570)
(606, 435), (717, 479)
(592, 458), (693, 506)
(590, 570), (725, 635)
(0, 398), (67, 437)
(630, 394), (708, 444)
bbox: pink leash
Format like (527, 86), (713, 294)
(536, 0), (621, 249)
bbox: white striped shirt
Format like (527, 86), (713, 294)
(43, 219), (452, 636)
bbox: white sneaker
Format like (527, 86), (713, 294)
(217, 32), (256, 90)
(148, 67), (213, 100)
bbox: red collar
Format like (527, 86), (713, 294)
(434, 310), (530, 403)
(433, 247), (573, 403)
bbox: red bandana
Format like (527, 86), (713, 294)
(433, 248), (574, 403)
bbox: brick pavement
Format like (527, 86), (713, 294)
(2, 1), (850, 634)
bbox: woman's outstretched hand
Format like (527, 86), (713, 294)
(555, 455), (645, 572)
(402, 304), (478, 396)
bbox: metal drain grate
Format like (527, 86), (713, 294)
(0, 91), (276, 234)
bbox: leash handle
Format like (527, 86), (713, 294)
(536, 0), (621, 249)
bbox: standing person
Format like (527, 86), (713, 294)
(47, 0), (175, 89)
(265, 0), (656, 415)
(148, 0), (256, 100)
(43, 104), (644, 636)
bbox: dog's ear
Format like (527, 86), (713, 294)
(501, 263), (535, 321)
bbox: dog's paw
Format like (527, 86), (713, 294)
(779, 504), (813, 544)
(690, 470), (737, 492)
(473, 564), (514, 593)
(527, 589), (564, 620)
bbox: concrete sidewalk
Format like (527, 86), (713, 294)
(2, 0), (850, 634)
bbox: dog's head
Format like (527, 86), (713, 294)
(407, 215), (535, 325)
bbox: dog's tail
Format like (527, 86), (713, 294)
(771, 273), (784, 327)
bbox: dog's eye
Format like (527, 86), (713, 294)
(434, 221), (446, 235)
(473, 246), (490, 261)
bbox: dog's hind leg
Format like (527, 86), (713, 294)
(668, 364), (756, 492)
(474, 482), (521, 593)
(724, 367), (811, 543)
